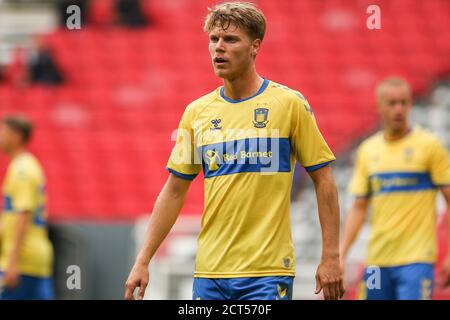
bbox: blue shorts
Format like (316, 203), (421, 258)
(0, 272), (55, 300)
(360, 263), (434, 300)
(193, 276), (294, 300)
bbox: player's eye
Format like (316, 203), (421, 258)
(225, 37), (238, 43)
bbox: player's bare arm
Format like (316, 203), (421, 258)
(124, 174), (192, 300)
(308, 165), (345, 300)
(340, 197), (370, 269)
(4, 210), (32, 289)
(0, 220), (2, 252)
(440, 185), (450, 287)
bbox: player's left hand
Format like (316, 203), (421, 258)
(440, 255), (450, 288)
(315, 256), (345, 300)
(4, 265), (20, 289)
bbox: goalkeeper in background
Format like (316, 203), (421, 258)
(341, 77), (450, 300)
(0, 115), (54, 300)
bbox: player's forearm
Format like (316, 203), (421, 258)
(314, 176), (341, 259)
(446, 206), (450, 256)
(135, 183), (187, 266)
(341, 200), (368, 260)
(7, 211), (31, 268)
(442, 186), (450, 250)
(0, 221), (3, 250)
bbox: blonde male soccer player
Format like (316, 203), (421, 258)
(125, 2), (344, 300)
(0, 115), (54, 300)
(341, 77), (450, 300)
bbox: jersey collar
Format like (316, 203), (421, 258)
(220, 79), (270, 103)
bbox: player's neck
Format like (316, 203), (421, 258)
(222, 70), (264, 101)
(383, 126), (411, 142)
(8, 146), (27, 160)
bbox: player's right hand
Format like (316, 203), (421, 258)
(440, 254), (450, 288)
(315, 256), (345, 300)
(124, 262), (149, 300)
(4, 265), (20, 289)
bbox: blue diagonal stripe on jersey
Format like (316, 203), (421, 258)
(200, 137), (291, 178)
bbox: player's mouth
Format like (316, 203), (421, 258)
(214, 57), (228, 66)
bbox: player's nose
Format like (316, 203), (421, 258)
(215, 38), (226, 52)
(393, 102), (407, 112)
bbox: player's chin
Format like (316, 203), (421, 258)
(214, 69), (227, 78)
(0, 143), (7, 153)
(215, 70), (237, 81)
(391, 120), (407, 131)
(213, 66), (231, 76)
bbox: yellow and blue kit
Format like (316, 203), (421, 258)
(166, 79), (335, 299)
(349, 126), (450, 299)
(0, 152), (54, 300)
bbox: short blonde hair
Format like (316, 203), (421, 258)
(376, 76), (412, 102)
(203, 2), (266, 41)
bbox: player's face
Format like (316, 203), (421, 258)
(0, 124), (20, 154)
(208, 24), (259, 80)
(377, 85), (412, 134)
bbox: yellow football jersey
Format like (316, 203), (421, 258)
(0, 152), (53, 277)
(349, 126), (450, 267)
(167, 79), (335, 278)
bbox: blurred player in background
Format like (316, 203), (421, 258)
(125, 2), (344, 300)
(341, 77), (450, 300)
(0, 115), (54, 300)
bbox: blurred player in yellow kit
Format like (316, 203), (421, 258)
(125, 2), (344, 300)
(341, 77), (450, 299)
(0, 115), (54, 300)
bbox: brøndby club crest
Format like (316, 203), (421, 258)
(253, 108), (269, 128)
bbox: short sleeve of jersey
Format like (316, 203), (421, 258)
(290, 94), (336, 171)
(166, 106), (201, 180)
(11, 165), (37, 212)
(428, 138), (450, 186)
(348, 145), (370, 197)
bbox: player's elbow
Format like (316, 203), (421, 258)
(441, 185), (450, 205)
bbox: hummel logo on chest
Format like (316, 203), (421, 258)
(210, 119), (222, 130)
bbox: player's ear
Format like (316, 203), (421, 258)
(375, 96), (384, 114)
(252, 38), (262, 57)
(376, 102), (383, 116)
